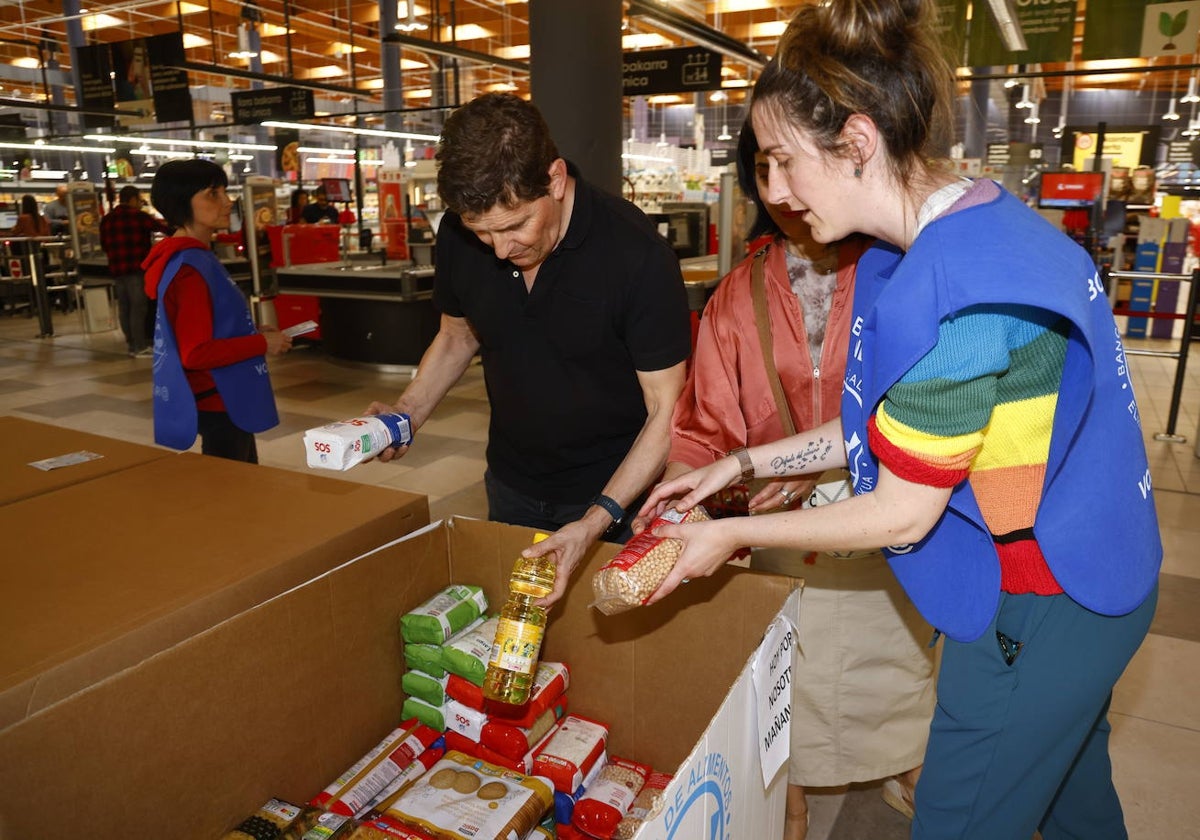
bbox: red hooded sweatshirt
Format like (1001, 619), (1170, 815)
(143, 236), (268, 412)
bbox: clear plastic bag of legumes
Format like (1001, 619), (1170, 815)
(589, 506), (710, 615)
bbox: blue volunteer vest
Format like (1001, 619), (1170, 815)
(842, 186), (1161, 642)
(152, 247), (278, 451)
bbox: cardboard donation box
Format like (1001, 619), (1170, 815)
(0, 451), (429, 736)
(0, 517), (798, 840)
(0, 415), (171, 507)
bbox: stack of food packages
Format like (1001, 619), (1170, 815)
(220, 578), (676, 840)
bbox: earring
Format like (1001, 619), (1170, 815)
(853, 166), (862, 178)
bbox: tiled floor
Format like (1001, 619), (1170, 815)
(1, 305), (1197, 839)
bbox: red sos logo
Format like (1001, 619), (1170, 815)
(313, 442), (332, 453)
(347, 419), (369, 426)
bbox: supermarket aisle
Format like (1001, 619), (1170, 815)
(0, 309), (1196, 839)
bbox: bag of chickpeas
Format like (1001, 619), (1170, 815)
(590, 506), (710, 615)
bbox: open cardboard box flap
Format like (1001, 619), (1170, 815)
(0, 516), (797, 840)
(0, 452), (428, 732)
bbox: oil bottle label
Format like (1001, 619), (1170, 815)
(488, 617), (544, 675)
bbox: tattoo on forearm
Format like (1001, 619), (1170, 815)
(771, 438), (834, 475)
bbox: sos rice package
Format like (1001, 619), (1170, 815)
(532, 715), (609, 794)
(384, 750), (553, 840)
(401, 586), (489, 645)
(482, 703), (566, 762)
(304, 412), (413, 471)
(446, 662), (569, 726)
(590, 506), (710, 615)
(571, 757), (651, 839)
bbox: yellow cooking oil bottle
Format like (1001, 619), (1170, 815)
(483, 533), (554, 704)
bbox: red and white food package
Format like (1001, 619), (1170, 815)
(532, 714), (609, 794)
(485, 661), (570, 726)
(572, 757), (652, 839)
(445, 715), (561, 775)
(612, 770), (673, 839)
(355, 742), (446, 819)
(311, 719), (441, 816)
(590, 506), (710, 615)
(482, 701), (567, 761)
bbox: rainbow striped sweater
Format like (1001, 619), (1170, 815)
(867, 303), (1070, 595)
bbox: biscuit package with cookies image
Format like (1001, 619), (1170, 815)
(384, 750), (552, 840)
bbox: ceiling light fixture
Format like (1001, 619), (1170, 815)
(261, 120), (438, 141)
(1015, 84), (1035, 109)
(395, 2), (428, 33)
(84, 133), (276, 151)
(0, 140), (115, 154)
(229, 22), (259, 59)
(716, 124), (732, 141)
(1182, 75), (1200, 104)
(983, 0), (1029, 52)
(1163, 97), (1181, 120)
(1023, 102), (1040, 124)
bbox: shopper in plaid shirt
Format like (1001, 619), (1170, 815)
(100, 185), (169, 357)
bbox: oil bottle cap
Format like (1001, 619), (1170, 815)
(532, 532), (550, 544)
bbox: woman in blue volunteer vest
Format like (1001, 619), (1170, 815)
(636, 1), (1161, 837)
(144, 159), (291, 462)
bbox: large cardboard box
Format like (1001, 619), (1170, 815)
(0, 452), (428, 733)
(0, 415), (171, 506)
(0, 517), (798, 840)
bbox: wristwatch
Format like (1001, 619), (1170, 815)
(590, 493), (626, 526)
(728, 447), (755, 483)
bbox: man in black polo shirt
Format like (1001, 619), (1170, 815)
(368, 93), (690, 604)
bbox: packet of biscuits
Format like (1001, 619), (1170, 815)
(385, 750), (553, 840)
(590, 506), (710, 615)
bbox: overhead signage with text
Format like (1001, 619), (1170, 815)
(1083, 0), (1200, 60)
(622, 47), (722, 96)
(232, 86), (316, 125)
(967, 0), (1079, 66)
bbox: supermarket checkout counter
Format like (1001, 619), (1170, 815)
(274, 260), (439, 367)
(77, 255), (253, 285)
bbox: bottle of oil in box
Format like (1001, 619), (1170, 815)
(483, 533), (553, 704)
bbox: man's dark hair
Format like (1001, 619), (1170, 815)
(736, 121), (781, 241)
(150, 159), (228, 227)
(436, 93), (559, 216)
(119, 185), (141, 205)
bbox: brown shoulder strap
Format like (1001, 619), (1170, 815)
(750, 247), (798, 437)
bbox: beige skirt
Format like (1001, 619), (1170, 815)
(751, 548), (937, 787)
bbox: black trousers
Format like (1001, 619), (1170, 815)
(196, 410), (258, 463)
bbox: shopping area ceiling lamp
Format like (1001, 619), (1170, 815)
(229, 22), (259, 60)
(1015, 84), (1035, 109)
(84, 133), (276, 151)
(395, 2), (428, 33)
(716, 124), (732, 141)
(0, 140), (115, 154)
(1023, 102), (1040, 125)
(1182, 74), (1200, 104)
(1184, 118), (1200, 138)
(261, 120), (438, 142)
(1163, 97), (1181, 120)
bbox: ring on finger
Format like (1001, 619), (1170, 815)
(780, 489), (795, 505)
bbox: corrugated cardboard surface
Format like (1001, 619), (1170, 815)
(0, 452), (428, 731)
(0, 415), (171, 507)
(0, 517), (795, 840)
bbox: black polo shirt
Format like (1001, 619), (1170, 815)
(433, 164), (691, 503)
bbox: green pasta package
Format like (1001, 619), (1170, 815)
(400, 585), (489, 645)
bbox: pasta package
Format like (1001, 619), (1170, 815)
(385, 750), (553, 840)
(402, 670), (449, 708)
(590, 507), (710, 615)
(359, 743), (446, 820)
(613, 772), (673, 839)
(313, 719), (441, 817)
(401, 587), (489, 645)
(401, 696), (448, 732)
(481, 702), (567, 762)
(571, 757), (651, 839)
(532, 715), (609, 794)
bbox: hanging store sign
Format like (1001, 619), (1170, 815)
(145, 32), (193, 124)
(933, 0), (970, 69)
(1066, 127), (1157, 169)
(1083, 0), (1200, 59)
(985, 142), (1043, 166)
(622, 47), (722, 96)
(967, 0), (1079, 66)
(231, 87), (316, 125)
(76, 44), (115, 129)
